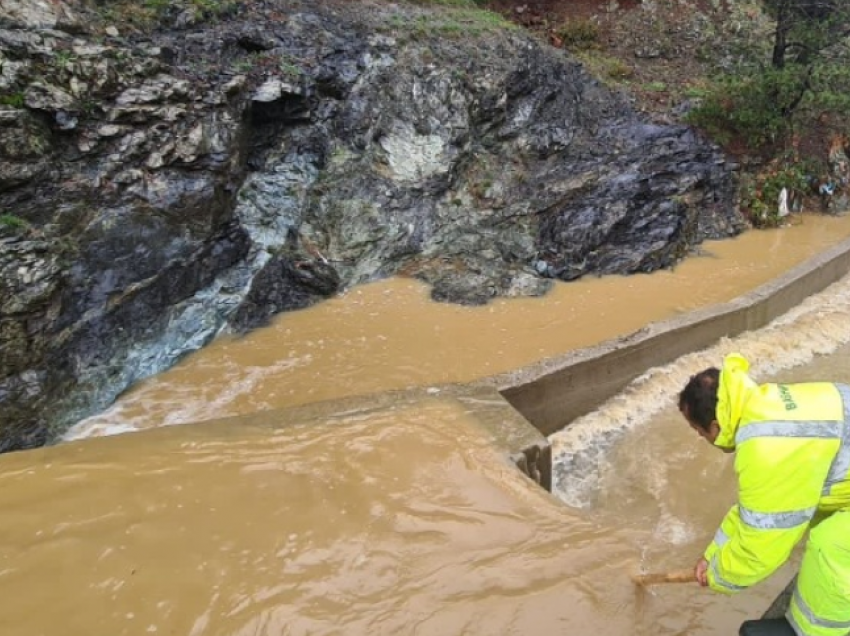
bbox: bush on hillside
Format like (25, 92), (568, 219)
(739, 159), (818, 228)
(685, 67), (809, 151)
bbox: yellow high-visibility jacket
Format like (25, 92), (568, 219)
(703, 353), (850, 594)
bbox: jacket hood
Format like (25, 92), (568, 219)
(714, 352), (757, 449)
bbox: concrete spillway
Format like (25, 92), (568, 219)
(484, 233), (850, 487)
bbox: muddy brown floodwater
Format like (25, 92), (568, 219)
(4, 214), (850, 636)
(0, 397), (799, 636)
(68, 213), (850, 437)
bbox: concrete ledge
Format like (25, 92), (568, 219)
(170, 384), (553, 491)
(483, 234), (850, 438)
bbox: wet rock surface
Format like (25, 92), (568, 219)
(0, 0), (743, 449)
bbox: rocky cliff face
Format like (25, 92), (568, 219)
(0, 0), (744, 450)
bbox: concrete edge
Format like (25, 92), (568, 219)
(478, 233), (850, 438)
(153, 383), (553, 491)
(449, 388), (552, 491)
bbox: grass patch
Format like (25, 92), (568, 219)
(279, 54), (304, 78)
(388, 1), (513, 37)
(575, 52), (634, 83)
(0, 92), (25, 108)
(683, 81), (712, 99)
(98, 0), (241, 30)
(407, 0), (490, 7)
(53, 49), (75, 68)
(0, 214), (30, 233)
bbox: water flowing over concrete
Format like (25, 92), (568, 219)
(0, 372), (799, 636)
(547, 271), (850, 508)
(10, 263), (850, 634)
(493, 230), (850, 440)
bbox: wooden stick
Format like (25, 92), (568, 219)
(632, 568), (696, 586)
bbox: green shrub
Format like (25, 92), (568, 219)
(0, 92), (25, 108)
(740, 160), (816, 228)
(0, 214), (30, 233)
(685, 67), (810, 150)
(802, 63), (850, 127)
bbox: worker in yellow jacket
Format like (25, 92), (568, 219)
(678, 352), (850, 636)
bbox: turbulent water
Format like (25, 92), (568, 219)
(551, 268), (850, 509)
(0, 396), (796, 636)
(4, 215), (850, 635)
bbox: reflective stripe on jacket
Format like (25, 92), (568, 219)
(703, 353), (850, 594)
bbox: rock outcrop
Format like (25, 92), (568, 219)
(0, 0), (743, 450)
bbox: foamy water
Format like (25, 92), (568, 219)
(551, 269), (850, 508)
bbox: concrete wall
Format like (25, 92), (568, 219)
(484, 235), (850, 438)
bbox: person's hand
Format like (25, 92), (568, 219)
(694, 557), (709, 587)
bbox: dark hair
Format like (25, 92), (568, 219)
(678, 367), (720, 430)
